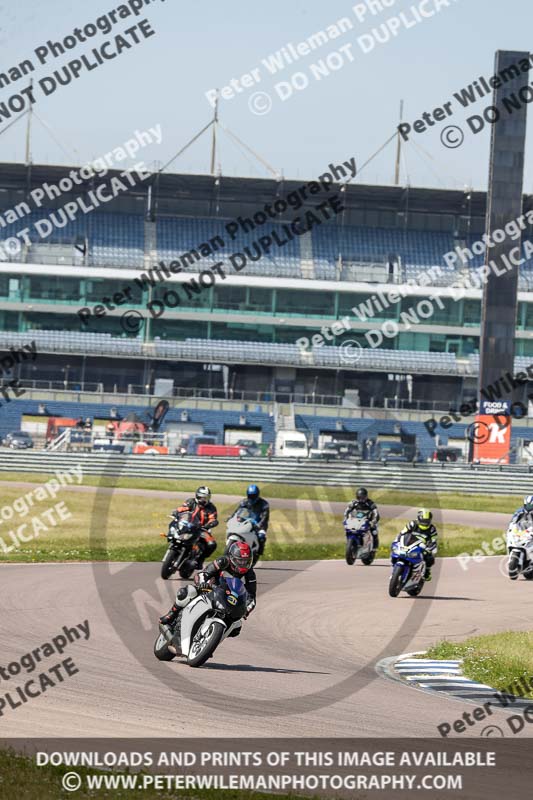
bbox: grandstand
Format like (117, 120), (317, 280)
(2, 162), (533, 458)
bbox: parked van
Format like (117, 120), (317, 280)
(275, 430), (309, 458)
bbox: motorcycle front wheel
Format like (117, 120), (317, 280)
(388, 564), (403, 597)
(508, 553), (521, 580)
(179, 559), (196, 580)
(161, 548), (177, 580)
(187, 620), (225, 667)
(345, 540), (356, 565)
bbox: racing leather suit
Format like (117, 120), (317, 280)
(174, 498), (218, 564)
(230, 497), (270, 554)
(511, 508), (533, 528)
(160, 555), (257, 628)
(399, 520), (438, 577)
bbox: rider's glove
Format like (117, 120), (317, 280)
(194, 572), (209, 590)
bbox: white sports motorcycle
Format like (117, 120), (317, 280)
(226, 507), (262, 565)
(506, 520), (533, 580)
(153, 575), (248, 668)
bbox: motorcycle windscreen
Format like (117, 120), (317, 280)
(227, 507), (256, 531)
(345, 511), (368, 531)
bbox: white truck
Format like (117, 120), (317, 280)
(275, 430), (309, 458)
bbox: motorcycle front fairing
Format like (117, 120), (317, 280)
(391, 534), (426, 588)
(179, 577), (247, 657)
(179, 594), (220, 658)
(226, 513), (260, 554)
(345, 512), (371, 546)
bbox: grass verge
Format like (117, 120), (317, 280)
(0, 470), (523, 514)
(422, 631), (533, 698)
(0, 478), (500, 563)
(0, 748), (311, 800)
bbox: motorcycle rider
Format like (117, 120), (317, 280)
(159, 540), (257, 631)
(173, 486), (218, 567)
(397, 509), (438, 582)
(344, 487), (380, 552)
(511, 495), (533, 527)
(229, 484), (269, 555)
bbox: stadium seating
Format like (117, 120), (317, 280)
(5, 330), (533, 380)
(0, 210), (145, 268)
(0, 328), (499, 376)
(156, 216), (302, 278)
(3, 205), (533, 288)
(0, 398), (275, 445)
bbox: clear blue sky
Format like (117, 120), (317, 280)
(1, 0), (533, 191)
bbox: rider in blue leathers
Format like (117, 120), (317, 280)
(229, 484), (269, 555)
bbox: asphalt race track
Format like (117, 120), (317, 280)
(1, 556), (531, 739)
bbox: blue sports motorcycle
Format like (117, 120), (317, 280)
(345, 510), (375, 566)
(389, 530), (426, 597)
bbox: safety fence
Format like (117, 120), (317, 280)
(0, 451), (530, 494)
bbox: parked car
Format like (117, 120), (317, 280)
(3, 431), (34, 449)
(375, 442), (411, 462)
(328, 441), (361, 460)
(309, 447), (335, 460)
(431, 447), (463, 463)
(236, 439), (262, 457)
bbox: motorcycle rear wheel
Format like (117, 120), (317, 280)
(153, 632), (176, 661)
(389, 564), (403, 597)
(361, 551), (375, 566)
(187, 621), (225, 668)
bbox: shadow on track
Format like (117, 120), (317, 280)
(405, 595), (482, 601)
(203, 663), (331, 674)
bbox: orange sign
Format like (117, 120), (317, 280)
(471, 415), (511, 464)
(133, 443), (169, 455)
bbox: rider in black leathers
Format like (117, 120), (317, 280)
(159, 541), (257, 631)
(344, 487), (380, 551)
(397, 509), (438, 582)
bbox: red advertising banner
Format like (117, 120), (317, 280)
(471, 415), (511, 464)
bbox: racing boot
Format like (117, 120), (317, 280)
(159, 587), (195, 630)
(159, 603), (180, 634)
(372, 531), (379, 552)
(424, 568), (432, 582)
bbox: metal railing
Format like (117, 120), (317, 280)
(11, 378), (495, 415)
(0, 450), (532, 494)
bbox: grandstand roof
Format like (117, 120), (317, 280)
(0, 161), (514, 221)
